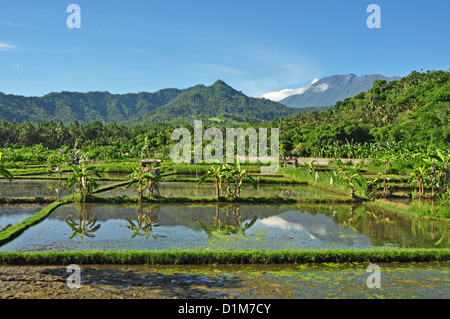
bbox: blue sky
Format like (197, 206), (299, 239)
(0, 0), (449, 97)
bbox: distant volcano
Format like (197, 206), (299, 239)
(262, 74), (402, 109)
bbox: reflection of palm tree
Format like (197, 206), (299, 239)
(126, 204), (165, 239)
(198, 205), (257, 238)
(65, 203), (101, 239)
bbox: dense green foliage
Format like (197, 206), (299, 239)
(1, 70), (447, 161)
(0, 69), (448, 218)
(271, 70), (450, 156)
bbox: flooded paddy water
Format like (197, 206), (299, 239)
(0, 203), (45, 231)
(0, 178), (115, 198)
(1, 202), (448, 252)
(0, 178), (449, 299)
(99, 181), (346, 199)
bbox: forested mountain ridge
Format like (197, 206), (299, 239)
(138, 80), (299, 124)
(0, 80), (298, 125)
(0, 70), (448, 155)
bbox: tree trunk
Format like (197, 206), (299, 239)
(215, 177), (220, 200)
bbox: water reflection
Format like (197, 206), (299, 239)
(197, 205), (257, 238)
(125, 204), (166, 240)
(65, 203), (101, 239)
(322, 205), (450, 248)
(1, 202), (449, 252)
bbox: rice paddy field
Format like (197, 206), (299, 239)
(0, 160), (449, 300)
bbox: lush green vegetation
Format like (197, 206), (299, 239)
(271, 70), (450, 156)
(0, 80), (297, 125)
(0, 248), (449, 265)
(0, 69), (449, 266)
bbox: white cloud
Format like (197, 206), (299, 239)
(0, 41), (16, 50)
(261, 86), (309, 102)
(10, 62), (24, 71)
(313, 83), (328, 92)
(261, 78), (324, 102)
(259, 216), (327, 236)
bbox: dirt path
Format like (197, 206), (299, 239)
(1, 263), (449, 299)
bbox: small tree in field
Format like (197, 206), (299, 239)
(0, 152), (13, 182)
(229, 161), (258, 199)
(337, 162), (364, 198)
(198, 163), (230, 200)
(126, 164), (161, 201)
(67, 163), (101, 202)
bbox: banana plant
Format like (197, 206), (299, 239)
(409, 164), (429, 197)
(197, 205), (257, 238)
(302, 160), (316, 180)
(0, 152), (13, 182)
(229, 161), (258, 199)
(126, 165), (161, 201)
(428, 149), (450, 195)
(366, 177), (381, 200)
(378, 172), (393, 198)
(198, 163), (231, 200)
(336, 162), (363, 198)
(67, 162), (101, 202)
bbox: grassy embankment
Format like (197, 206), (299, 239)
(0, 248), (449, 265)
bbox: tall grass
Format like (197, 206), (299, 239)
(280, 167), (368, 198)
(0, 249), (448, 265)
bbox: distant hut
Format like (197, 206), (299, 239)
(140, 159), (162, 176)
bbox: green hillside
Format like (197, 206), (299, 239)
(270, 70), (450, 155)
(0, 80), (298, 125)
(0, 70), (448, 156)
(137, 80), (298, 125)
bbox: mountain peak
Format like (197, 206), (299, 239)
(212, 79), (231, 88)
(263, 73), (402, 108)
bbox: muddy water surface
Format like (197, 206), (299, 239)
(0, 262), (448, 299)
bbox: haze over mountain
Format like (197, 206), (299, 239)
(262, 74), (402, 108)
(0, 80), (299, 125)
